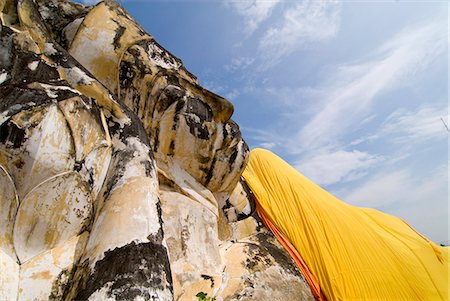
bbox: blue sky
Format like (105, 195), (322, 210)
(81, 0), (448, 244)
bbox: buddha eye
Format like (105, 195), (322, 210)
(185, 97), (212, 123)
(184, 97), (213, 140)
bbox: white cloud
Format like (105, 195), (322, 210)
(380, 106), (448, 144)
(259, 0), (341, 67)
(295, 20), (447, 153)
(225, 56), (255, 72)
(259, 142), (276, 150)
(343, 167), (446, 209)
(203, 81), (225, 95)
(339, 165), (448, 243)
(225, 0), (281, 35)
(349, 105), (448, 147)
(295, 150), (382, 186)
(243, 127), (288, 151)
(225, 89), (240, 100)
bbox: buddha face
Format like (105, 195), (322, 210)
(155, 75), (249, 193)
(66, 1), (249, 194)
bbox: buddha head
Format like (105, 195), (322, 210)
(61, 0), (249, 196)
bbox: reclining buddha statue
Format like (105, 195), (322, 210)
(0, 0), (314, 300)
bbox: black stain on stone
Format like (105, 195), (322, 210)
(118, 61), (136, 90)
(222, 199), (232, 211)
(235, 179), (256, 221)
(102, 150), (128, 201)
(49, 268), (71, 301)
(112, 20), (126, 50)
(180, 224), (190, 253)
(156, 84), (183, 114)
(0, 26), (14, 70)
(146, 198), (165, 243)
(104, 0), (147, 38)
(74, 159), (84, 172)
(153, 127), (159, 152)
(35, 0), (90, 47)
(197, 154), (210, 164)
(125, 44), (153, 79)
(200, 274), (214, 288)
(185, 97), (212, 140)
(11, 51), (60, 85)
(245, 243), (272, 272)
(0, 121), (26, 148)
(75, 241), (173, 300)
(13, 158), (24, 169)
(172, 98), (185, 131)
(228, 148), (239, 168)
(168, 139), (175, 156)
(146, 39), (182, 68)
(203, 157), (216, 186)
(255, 231), (302, 277)
(142, 159), (155, 178)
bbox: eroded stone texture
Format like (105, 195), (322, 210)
(0, 1), (314, 300)
(0, 1), (172, 299)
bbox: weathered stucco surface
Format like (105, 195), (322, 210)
(0, 1), (314, 300)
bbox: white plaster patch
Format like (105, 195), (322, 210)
(0, 72), (9, 84)
(241, 202), (251, 215)
(111, 134), (126, 151)
(28, 83), (81, 99)
(110, 96), (131, 127)
(38, 83), (81, 95)
(44, 43), (58, 56)
(86, 282), (116, 301)
(46, 89), (58, 98)
(28, 61), (39, 71)
(147, 43), (180, 69)
(39, 6), (51, 19)
(0, 102), (35, 126)
(186, 112), (201, 124)
(126, 137), (151, 162)
(63, 66), (94, 86)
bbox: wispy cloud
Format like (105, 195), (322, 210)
(253, 18), (447, 188)
(379, 106), (448, 143)
(350, 105), (448, 148)
(258, 0), (341, 68)
(243, 127), (288, 150)
(343, 167), (447, 208)
(295, 20), (446, 153)
(339, 165), (448, 243)
(225, 0), (281, 35)
(225, 57), (255, 72)
(295, 150), (383, 186)
(225, 89), (240, 101)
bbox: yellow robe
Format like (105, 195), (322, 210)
(243, 148), (449, 301)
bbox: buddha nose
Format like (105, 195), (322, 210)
(200, 87), (234, 123)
